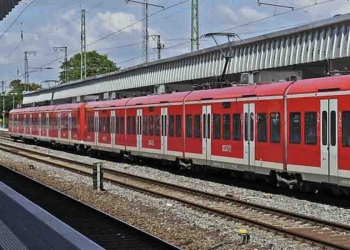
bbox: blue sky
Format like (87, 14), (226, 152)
(0, 0), (350, 89)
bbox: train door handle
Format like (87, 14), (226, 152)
(323, 158), (327, 161)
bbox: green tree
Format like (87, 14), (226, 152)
(59, 50), (119, 83)
(0, 79), (41, 127)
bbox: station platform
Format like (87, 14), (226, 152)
(0, 181), (104, 250)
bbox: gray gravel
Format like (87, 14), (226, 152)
(6, 140), (349, 226)
(0, 140), (341, 249)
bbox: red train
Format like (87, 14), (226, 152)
(8, 75), (350, 193)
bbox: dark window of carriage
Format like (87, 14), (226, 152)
(270, 113), (280, 143)
(194, 115), (200, 138)
(127, 117), (131, 135)
(290, 112), (301, 144)
(116, 117), (120, 134)
(176, 115), (182, 137)
(155, 116), (160, 136)
(342, 111), (350, 146)
(143, 116), (148, 135)
(244, 113), (248, 141)
(213, 114), (221, 140)
(322, 111), (327, 146)
(149, 116), (154, 136)
(331, 111), (336, 146)
(169, 115), (174, 137)
(223, 114), (230, 140)
(233, 114), (241, 140)
(186, 115), (192, 138)
(131, 116), (136, 135)
(305, 112), (317, 145)
(258, 113), (267, 142)
(120, 117), (125, 134)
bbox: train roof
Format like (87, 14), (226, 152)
(54, 103), (85, 111)
(185, 81), (293, 102)
(85, 98), (132, 109)
(126, 92), (190, 106)
(36, 105), (56, 112)
(287, 75), (350, 94)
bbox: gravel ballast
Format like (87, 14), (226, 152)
(0, 139), (335, 249)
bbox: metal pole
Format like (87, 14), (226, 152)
(65, 47), (68, 83)
(81, 9), (86, 79)
(191, 0), (199, 52)
(12, 95), (14, 110)
(24, 52), (28, 91)
(2, 96), (5, 128)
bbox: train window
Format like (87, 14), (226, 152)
(176, 115), (182, 137)
(143, 116), (148, 135)
(213, 114), (221, 140)
(250, 112), (254, 142)
(290, 112), (301, 144)
(106, 117), (111, 133)
(116, 117), (120, 134)
(155, 116), (160, 136)
(194, 115), (201, 138)
(270, 113), (280, 143)
(131, 116), (136, 135)
(169, 115), (174, 137)
(149, 116), (154, 136)
(331, 111), (336, 146)
(186, 115), (193, 138)
(127, 117), (131, 135)
(258, 113), (267, 142)
(342, 111), (350, 146)
(88, 117), (94, 132)
(233, 114), (241, 141)
(72, 117), (77, 131)
(305, 112), (317, 145)
(322, 111), (327, 146)
(223, 114), (231, 140)
(244, 113), (248, 141)
(120, 117), (125, 134)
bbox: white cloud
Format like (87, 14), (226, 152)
(94, 11), (142, 34)
(217, 5), (269, 24)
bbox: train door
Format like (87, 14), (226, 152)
(136, 109), (142, 152)
(58, 113), (61, 139)
(94, 111), (99, 146)
(244, 103), (255, 168)
(202, 105), (211, 164)
(321, 99), (338, 179)
(68, 112), (72, 143)
(46, 113), (49, 138)
(29, 114), (32, 135)
(38, 113), (42, 137)
(111, 110), (115, 148)
(161, 107), (168, 156)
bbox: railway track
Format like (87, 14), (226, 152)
(0, 158), (180, 250)
(1, 140), (350, 249)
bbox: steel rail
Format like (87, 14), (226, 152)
(1, 140), (350, 249)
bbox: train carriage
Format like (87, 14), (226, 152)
(285, 75), (350, 187)
(125, 92), (189, 160)
(53, 103), (86, 147)
(85, 99), (130, 153)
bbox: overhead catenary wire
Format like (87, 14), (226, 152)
(0, 0), (37, 41)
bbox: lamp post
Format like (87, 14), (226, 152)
(10, 93), (17, 110)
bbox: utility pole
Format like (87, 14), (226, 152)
(191, 0), (199, 52)
(1, 81), (4, 93)
(24, 51), (36, 92)
(53, 47), (68, 83)
(81, 9), (87, 79)
(125, 0), (164, 63)
(149, 35), (164, 60)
